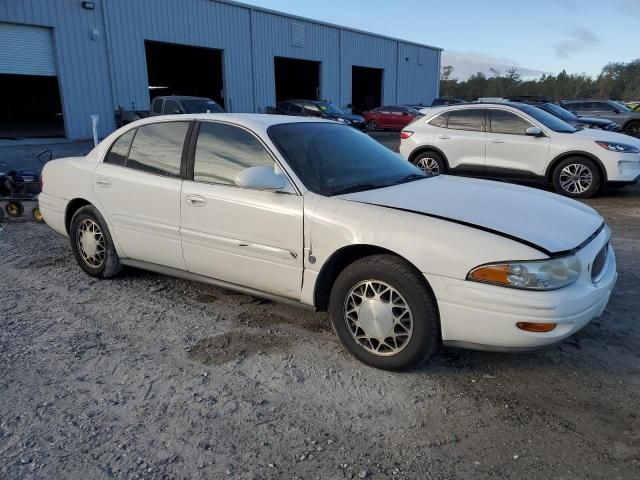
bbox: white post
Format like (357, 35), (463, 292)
(91, 115), (99, 147)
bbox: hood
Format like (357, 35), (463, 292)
(330, 112), (364, 123)
(575, 116), (615, 126)
(573, 127), (640, 145)
(338, 175), (603, 255)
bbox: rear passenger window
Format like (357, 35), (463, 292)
(151, 98), (163, 114)
(193, 122), (275, 186)
(126, 122), (189, 177)
(105, 129), (135, 166)
(446, 110), (483, 131)
(428, 114), (447, 127)
(490, 110), (532, 135)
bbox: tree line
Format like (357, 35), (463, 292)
(440, 59), (640, 101)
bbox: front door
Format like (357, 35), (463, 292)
(92, 121), (190, 270)
(485, 109), (551, 177)
(180, 121), (304, 299)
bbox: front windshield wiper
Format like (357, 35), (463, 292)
(393, 173), (429, 184)
(329, 184), (383, 196)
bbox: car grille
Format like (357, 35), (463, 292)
(591, 244), (609, 282)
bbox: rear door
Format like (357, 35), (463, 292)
(587, 101), (623, 124)
(180, 121), (304, 299)
(433, 108), (486, 172)
(485, 108), (551, 177)
(92, 121), (190, 270)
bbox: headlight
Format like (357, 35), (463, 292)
(596, 141), (640, 153)
(336, 118), (348, 124)
(467, 256), (581, 290)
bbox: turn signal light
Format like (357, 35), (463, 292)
(516, 322), (557, 333)
(400, 131), (413, 139)
(468, 265), (510, 284)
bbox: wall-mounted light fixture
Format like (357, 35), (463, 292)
(82, 1), (96, 10)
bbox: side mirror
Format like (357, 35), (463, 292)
(235, 166), (286, 191)
(526, 126), (544, 137)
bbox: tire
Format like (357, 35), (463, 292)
(412, 151), (446, 176)
(552, 156), (601, 198)
(367, 120), (377, 131)
(69, 205), (121, 278)
(329, 254), (440, 371)
(31, 207), (44, 223)
(5, 201), (24, 217)
(0, 208), (4, 223)
(623, 121), (640, 138)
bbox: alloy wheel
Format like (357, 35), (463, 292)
(367, 121), (377, 131)
(77, 219), (105, 268)
(343, 280), (413, 357)
(559, 163), (593, 194)
(416, 157), (440, 175)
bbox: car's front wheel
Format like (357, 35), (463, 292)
(412, 151), (445, 176)
(552, 157), (601, 198)
(367, 120), (377, 131)
(329, 255), (440, 371)
(624, 121), (640, 138)
(70, 205), (121, 278)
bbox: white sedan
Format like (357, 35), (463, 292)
(39, 114), (617, 370)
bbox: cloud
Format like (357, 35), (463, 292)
(620, 0), (640, 18)
(441, 51), (548, 81)
(553, 27), (601, 59)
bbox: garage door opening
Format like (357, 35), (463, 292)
(0, 74), (64, 139)
(144, 41), (225, 108)
(274, 57), (320, 103)
(351, 66), (383, 114)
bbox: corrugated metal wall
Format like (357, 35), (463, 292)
(0, 0), (441, 139)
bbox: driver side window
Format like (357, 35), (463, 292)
(193, 122), (275, 186)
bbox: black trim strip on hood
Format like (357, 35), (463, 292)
(352, 201), (605, 258)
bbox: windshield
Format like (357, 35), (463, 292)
(317, 103), (345, 116)
(542, 103), (577, 121)
(268, 123), (428, 196)
(181, 100), (225, 114)
(515, 104), (578, 133)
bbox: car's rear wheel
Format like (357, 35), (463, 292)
(5, 201), (24, 217)
(624, 121), (640, 138)
(70, 205), (121, 278)
(329, 254), (440, 371)
(367, 120), (377, 131)
(412, 151), (445, 176)
(552, 157), (601, 198)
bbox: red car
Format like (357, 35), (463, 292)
(363, 105), (422, 131)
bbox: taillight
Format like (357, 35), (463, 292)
(400, 131), (413, 140)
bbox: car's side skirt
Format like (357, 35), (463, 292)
(120, 259), (315, 310)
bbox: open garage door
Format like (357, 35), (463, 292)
(274, 57), (320, 103)
(0, 23), (64, 139)
(145, 41), (225, 108)
(351, 66), (383, 115)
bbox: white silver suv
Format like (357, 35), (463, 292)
(399, 102), (640, 198)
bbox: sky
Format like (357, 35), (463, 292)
(245, 0), (640, 80)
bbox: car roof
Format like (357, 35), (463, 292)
(130, 113), (333, 130)
(154, 96), (216, 101)
(426, 102), (530, 114)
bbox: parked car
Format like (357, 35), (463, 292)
(150, 96), (225, 116)
(362, 106), (422, 131)
(505, 98), (619, 131)
(400, 102), (640, 198)
(431, 98), (466, 107)
(404, 104), (430, 110)
(560, 100), (640, 138)
(276, 99), (365, 129)
(38, 114), (617, 370)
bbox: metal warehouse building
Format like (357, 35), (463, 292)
(0, 0), (441, 140)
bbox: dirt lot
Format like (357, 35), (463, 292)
(1, 139), (639, 479)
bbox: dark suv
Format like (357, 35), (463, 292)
(561, 100), (640, 138)
(276, 100), (365, 129)
(506, 98), (619, 131)
(149, 96), (225, 116)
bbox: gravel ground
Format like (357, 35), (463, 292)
(1, 138), (639, 479)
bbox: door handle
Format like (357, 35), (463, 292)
(95, 177), (111, 187)
(437, 135), (451, 140)
(185, 194), (207, 207)
(488, 138), (505, 143)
